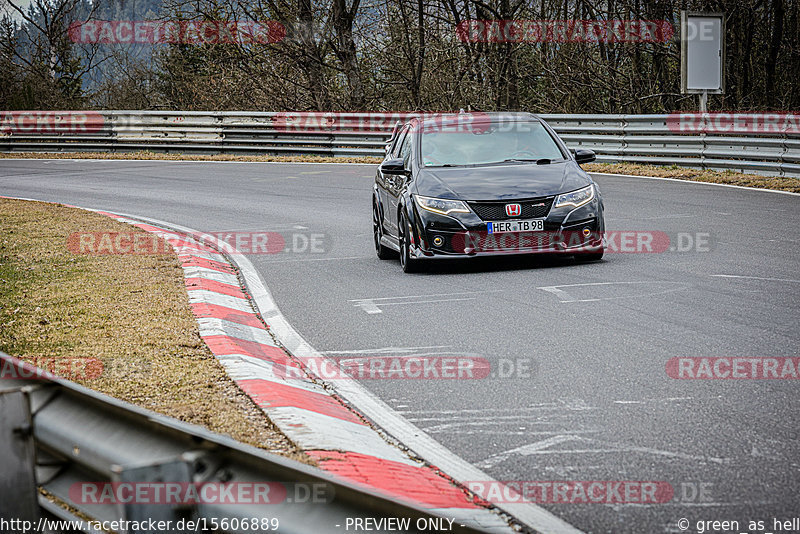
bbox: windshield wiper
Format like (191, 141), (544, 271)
(496, 158), (552, 164)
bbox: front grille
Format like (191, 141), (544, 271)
(468, 197), (554, 221)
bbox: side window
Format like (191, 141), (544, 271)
(387, 122), (402, 154)
(399, 131), (413, 164)
(393, 126), (410, 158)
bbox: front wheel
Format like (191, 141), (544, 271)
(373, 201), (394, 260)
(398, 213), (422, 273)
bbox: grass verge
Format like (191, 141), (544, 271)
(0, 198), (311, 463)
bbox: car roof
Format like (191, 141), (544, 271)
(406, 112), (543, 129)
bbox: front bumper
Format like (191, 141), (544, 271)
(409, 194), (605, 259)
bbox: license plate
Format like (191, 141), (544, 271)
(487, 219), (545, 233)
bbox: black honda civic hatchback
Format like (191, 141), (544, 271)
(372, 112), (605, 272)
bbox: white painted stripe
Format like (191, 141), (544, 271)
(107, 216), (144, 225)
(182, 266), (241, 286)
(177, 250), (226, 263)
(351, 299), (382, 314)
(710, 274), (800, 284)
(187, 290), (251, 312)
(590, 171), (800, 197)
(197, 317), (275, 346)
(266, 407), (419, 466)
(537, 286), (576, 303)
(216, 355), (323, 394)
(478, 435), (582, 468)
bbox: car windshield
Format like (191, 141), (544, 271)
(420, 120), (564, 167)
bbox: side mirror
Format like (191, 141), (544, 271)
(573, 148), (596, 164)
(380, 157), (408, 175)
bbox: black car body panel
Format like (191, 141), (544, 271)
(416, 161), (592, 200)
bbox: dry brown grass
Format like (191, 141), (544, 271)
(584, 162), (800, 193)
(0, 198), (311, 463)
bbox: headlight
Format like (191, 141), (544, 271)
(554, 185), (595, 208)
(414, 195), (470, 216)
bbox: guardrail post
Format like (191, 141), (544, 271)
(111, 457), (196, 533)
(780, 121), (789, 177)
(0, 388), (39, 522)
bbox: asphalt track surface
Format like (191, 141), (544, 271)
(2, 159), (799, 534)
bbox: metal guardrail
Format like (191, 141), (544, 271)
(0, 351), (490, 534)
(1, 111), (798, 177)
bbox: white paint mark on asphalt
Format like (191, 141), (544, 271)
(398, 402), (594, 416)
(379, 297), (476, 306)
(420, 421), (600, 434)
(536, 281), (689, 303)
(481, 435), (729, 467)
(478, 435), (583, 468)
(350, 290), (502, 314)
(407, 412), (586, 424)
(590, 171), (800, 197)
(262, 255), (364, 264)
(522, 445), (729, 464)
(353, 299), (382, 314)
(711, 274), (800, 284)
(538, 286), (576, 302)
(426, 429), (602, 437)
(613, 213), (694, 220)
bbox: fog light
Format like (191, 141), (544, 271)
(432, 235), (444, 247)
(582, 227), (591, 238)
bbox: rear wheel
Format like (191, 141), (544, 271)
(398, 213), (421, 273)
(373, 200), (394, 260)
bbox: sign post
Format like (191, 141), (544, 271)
(681, 12), (725, 112)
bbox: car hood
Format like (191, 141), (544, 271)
(415, 160), (592, 200)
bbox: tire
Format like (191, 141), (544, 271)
(398, 213), (422, 273)
(373, 200), (394, 260)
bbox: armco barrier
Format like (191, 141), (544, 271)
(0, 350), (492, 534)
(1, 110), (798, 176)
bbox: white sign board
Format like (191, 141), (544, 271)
(681, 12), (725, 94)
